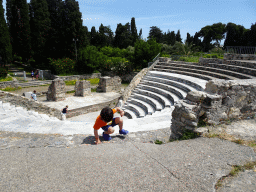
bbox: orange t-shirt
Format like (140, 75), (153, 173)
(93, 108), (117, 130)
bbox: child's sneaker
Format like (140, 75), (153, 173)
(103, 133), (112, 141)
(119, 129), (129, 135)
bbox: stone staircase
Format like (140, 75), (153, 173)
(122, 57), (256, 120)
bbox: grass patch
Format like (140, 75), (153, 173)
(66, 90), (75, 94)
(170, 129), (199, 142)
(154, 140), (163, 145)
(65, 80), (77, 86)
(0, 76), (13, 82)
(1, 86), (22, 91)
(215, 161), (256, 190)
(87, 78), (100, 85)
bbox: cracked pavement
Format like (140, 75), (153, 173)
(0, 136), (255, 191)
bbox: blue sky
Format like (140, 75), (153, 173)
(2, 0), (256, 44)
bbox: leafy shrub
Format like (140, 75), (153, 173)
(0, 76), (13, 82)
(48, 58), (75, 75)
(0, 67), (8, 78)
(104, 57), (130, 75)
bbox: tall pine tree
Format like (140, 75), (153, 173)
(0, 0), (12, 65)
(131, 17), (138, 46)
(29, 0), (51, 65)
(175, 30), (182, 43)
(7, 0), (31, 62)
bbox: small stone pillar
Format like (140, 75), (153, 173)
(75, 80), (91, 97)
(96, 76), (121, 93)
(47, 78), (66, 101)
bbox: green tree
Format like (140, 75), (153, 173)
(114, 23), (132, 49)
(0, 0), (12, 65)
(148, 26), (163, 43)
(224, 22), (248, 47)
(185, 32), (193, 45)
(29, 0), (51, 65)
(170, 31), (176, 46)
(175, 29), (182, 43)
(131, 17), (138, 46)
(139, 28), (142, 39)
(199, 22), (226, 52)
(90, 26), (98, 46)
(134, 39), (161, 69)
(7, 0), (31, 62)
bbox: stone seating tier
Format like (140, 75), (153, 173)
(205, 63), (256, 77)
(131, 92), (163, 111)
(127, 98), (153, 115)
(140, 80), (187, 99)
(156, 62), (255, 79)
(143, 76), (197, 93)
(154, 64), (240, 80)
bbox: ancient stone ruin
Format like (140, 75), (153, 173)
(75, 80), (91, 97)
(96, 76), (121, 93)
(47, 78), (66, 101)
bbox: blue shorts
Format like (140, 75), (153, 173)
(101, 117), (118, 132)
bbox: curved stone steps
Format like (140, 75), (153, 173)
(137, 84), (180, 105)
(143, 76), (198, 93)
(160, 62), (254, 79)
(152, 67), (215, 81)
(123, 103), (143, 118)
(133, 88), (170, 108)
(123, 108), (137, 119)
(140, 80), (187, 99)
(148, 71), (206, 91)
(154, 65), (239, 80)
(130, 93), (158, 111)
(205, 63), (256, 77)
(225, 60), (256, 69)
(127, 97), (154, 115)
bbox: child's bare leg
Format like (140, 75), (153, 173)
(114, 117), (123, 130)
(104, 127), (114, 135)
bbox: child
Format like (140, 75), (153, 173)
(62, 105), (68, 121)
(93, 106), (128, 144)
(31, 90), (37, 101)
(31, 70), (34, 80)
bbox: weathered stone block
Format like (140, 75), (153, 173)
(97, 76), (121, 93)
(75, 80), (91, 97)
(47, 78), (66, 101)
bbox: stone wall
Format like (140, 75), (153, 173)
(53, 73), (101, 81)
(96, 76), (121, 93)
(0, 91), (62, 119)
(66, 95), (120, 118)
(122, 57), (169, 102)
(47, 79), (66, 101)
(198, 58), (223, 65)
(170, 79), (256, 139)
(0, 81), (18, 89)
(224, 53), (256, 60)
(75, 80), (91, 96)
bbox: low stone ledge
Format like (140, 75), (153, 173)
(66, 95), (120, 118)
(0, 91), (62, 119)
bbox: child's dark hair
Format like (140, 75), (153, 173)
(100, 107), (113, 122)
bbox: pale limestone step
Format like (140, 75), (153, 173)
(128, 97), (154, 115)
(132, 90), (164, 110)
(130, 93), (159, 111)
(127, 98), (153, 116)
(123, 108), (137, 119)
(148, 71), (207, 90)
(123, 102), (145, 118)
(140, 80), (187, 99)
(137, 84), (179, 105)
(160, 62), (255, 79)
(143, 76), (198, 93)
